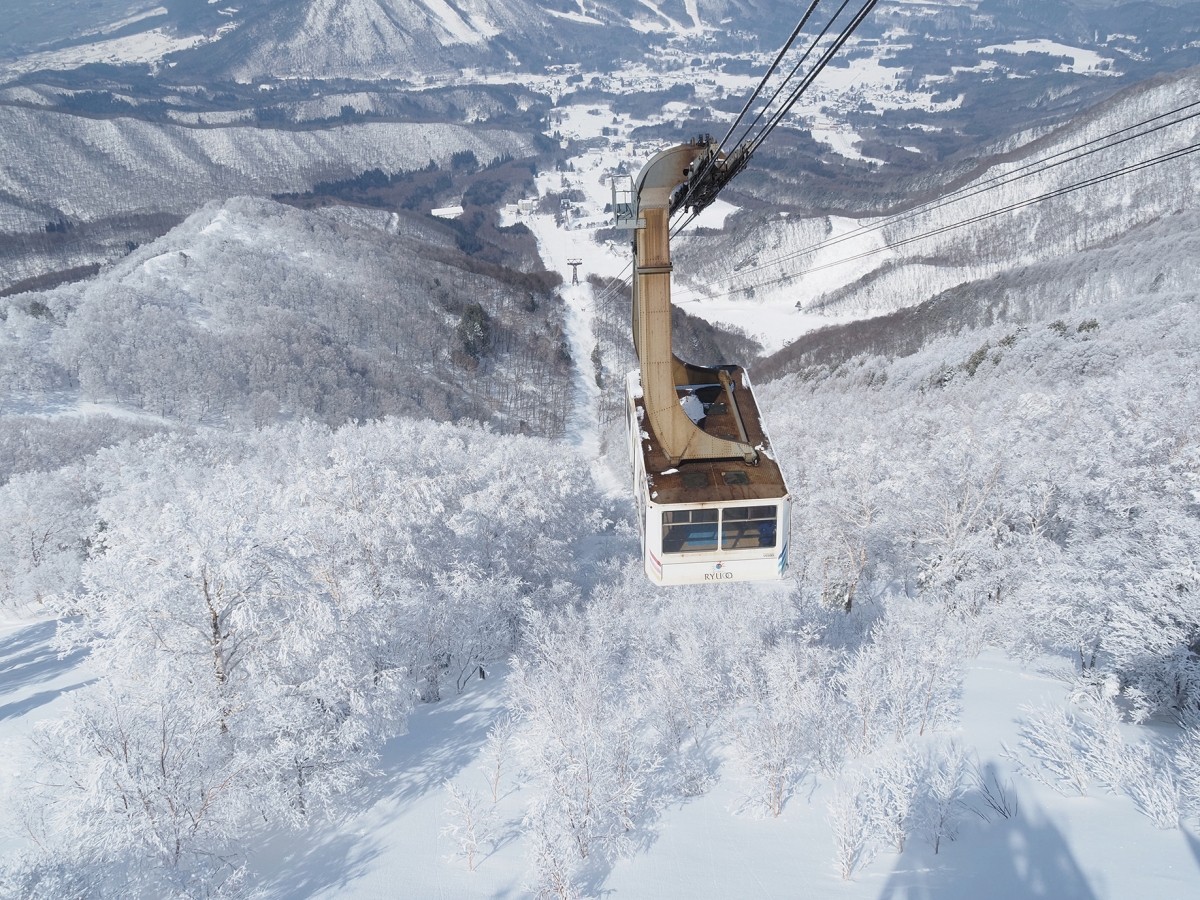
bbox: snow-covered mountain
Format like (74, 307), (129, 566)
(184, 0), (529, 81)
(0, 0), (772, 82)
(1, 6), (1199, 897)
(1, 197), (573, 439)
(3, 0), (1198, 84)
(4, 0), (1198, 297)
(0, 100), (541, 293)
(0, 98), (541, 230)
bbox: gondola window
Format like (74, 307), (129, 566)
(720, 506), (777, 550)
(662, 508), (719, 553)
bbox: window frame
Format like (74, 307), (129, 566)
(661, 508), (719, 554)
(719, 505), (778, 551)
(660, 505), (778, 555)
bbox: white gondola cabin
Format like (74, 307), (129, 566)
(626, 370), (791, 585)
(617, 139), (791, 585)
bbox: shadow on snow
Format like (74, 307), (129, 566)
(252, 671), (505, 898)
(877, 783), (1097, 900)
(0, 618), (90, 705)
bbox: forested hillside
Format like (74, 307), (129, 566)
(2, 3), (1200, 897)
(763, 282), (1200, 719)
(1, 419), (611, 895)
(0, 196), (571, 455)
(3, 221), (1196, 895)
(0, 103), (542, 293)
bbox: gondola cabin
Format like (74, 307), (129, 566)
(626, 370), (791, 585)
(615, 139), (792, 585)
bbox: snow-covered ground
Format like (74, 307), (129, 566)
(602, 650), (1200, 899)
(0, 25), (236, 79)
(245, 63), (1200, 896)
(7, 614), (1197, 898)
(0, 619), (95, 855)
(221, 652), (1185, 899)
(982, 39), (1117, 75)
(675, 212), (896, 353)
(501, 159), (626, 492)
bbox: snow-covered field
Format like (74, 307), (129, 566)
(0, 16), (238, 79)
(0, 105), (539, 232)
(2, 238), (1198, 894)
(981, 39), (1118, 75)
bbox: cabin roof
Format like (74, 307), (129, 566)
(634, 366), (789, 506)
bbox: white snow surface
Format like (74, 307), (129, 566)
(0, 26), (230, 78)
(82, 6), (169, 37)
(982, 39), (1117, 75)
(546, 9), (604, 26)
(6, 621), (1198, 898)
(420, 0), (498, 44)
(503, 159), (626, 495)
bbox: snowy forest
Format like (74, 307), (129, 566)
(4, 198), (1200, 896)
(4, 225), (1200, 894)
(0, 199), (572, 441)
(3, 1), (1200, 897)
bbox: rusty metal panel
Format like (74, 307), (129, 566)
(632, 366), (788, 507)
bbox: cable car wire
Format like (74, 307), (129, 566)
(674, 0), (878, 223)
(605, 106), (1198, 315)
(583, 1), (1193, 397)
(715, 0), (826, 157)
(725, 0), (855, 155)
(680, 0), (830, 213)
(700, 98), (1200, 287)
(671, 137), (1200, 303)
(744, 0), (879, 161)
(590, 0), (878, 311)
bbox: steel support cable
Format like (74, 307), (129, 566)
(610, 1), (879, 301)
(590, 5), (832, 313)
(680, 0), (828, 214)
(697, 0), (863, 206)
(715, 0), (826, 157)
(672, 3), (868, 248)
(676, 139), (1200, 301)
(676, 0), (871, 220)
(670, 209), (699, 239)
(584, 260), (634, 310)
(713, 101), (1200, 286)
(924, 98), (1200, 209)
(727, 0), (855, 155)
(745, 0), (879, 161)
(805, 140), (1200, 273)
(615, 9), (1166, 310)
(744, 0), (878, 160)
